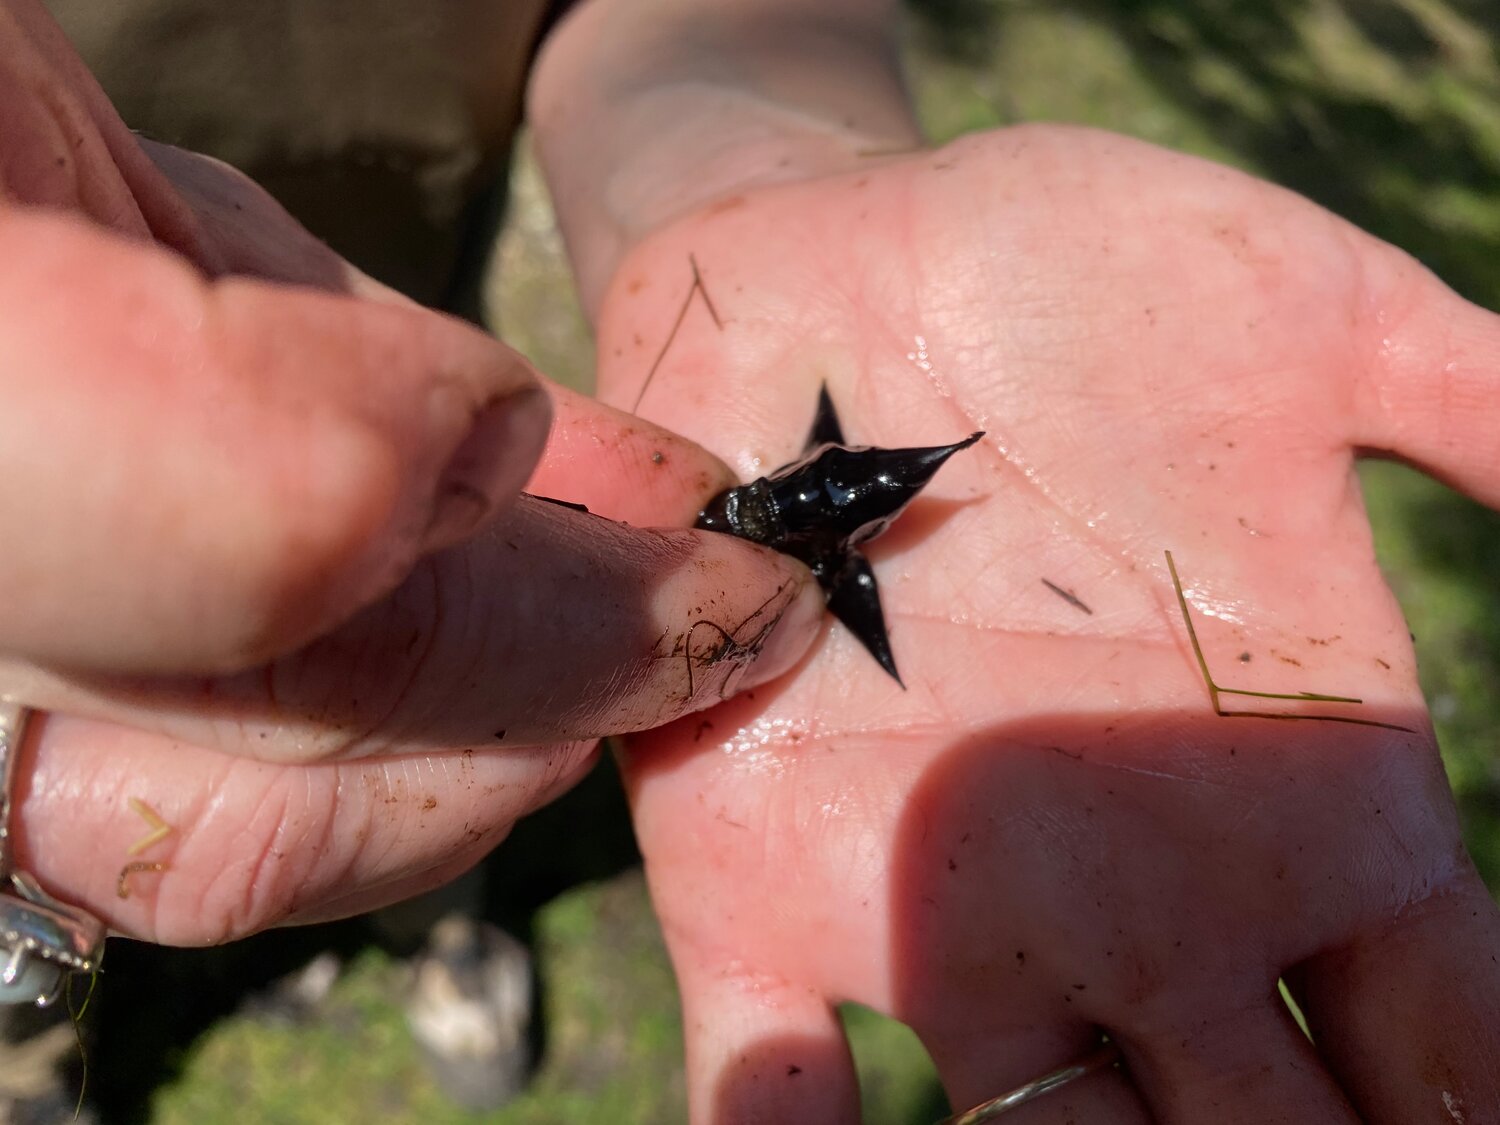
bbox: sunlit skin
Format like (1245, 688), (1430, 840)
(593, 126), (1500, 1123)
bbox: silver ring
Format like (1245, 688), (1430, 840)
(936, 1043), (1124, 1124)
(0, 701), (105, 1007)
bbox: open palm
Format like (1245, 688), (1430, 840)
(593, 126), (1500, 1123)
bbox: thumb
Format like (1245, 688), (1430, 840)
(0, 496), (827, 754)
(0, 206), (548, 674)
(1352, 241), (1500, 506)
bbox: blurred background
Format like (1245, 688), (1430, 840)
(23, 1), (1500, 1121)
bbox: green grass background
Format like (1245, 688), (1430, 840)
(80, 2), (1500, 1121)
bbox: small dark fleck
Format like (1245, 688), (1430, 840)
(1238, 651), (1252, 663)
(1016, 950), (1026, 965)
(1041, 578), (1093, 615)
(494, 730), (506, 740)
(947, 858), (957, 872)
(786, 1065), (802, 1077)
(651, 451), (665, 464)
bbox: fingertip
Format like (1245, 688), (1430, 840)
(417, 382), (553, 555)
(643, 529), (822, 714)
(305, 294), (551, 569)
(730, 563), (826, 692)
(530, 378), (739, 523)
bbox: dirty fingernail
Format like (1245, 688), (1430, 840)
(737, 572), (827, 691)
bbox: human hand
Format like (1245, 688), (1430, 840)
(0, 0), (822, 945)
(589, 126), (1500, 1122)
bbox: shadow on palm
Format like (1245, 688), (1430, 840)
(703, 702), (1445, 1120)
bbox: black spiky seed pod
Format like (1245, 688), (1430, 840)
(694, 390), (982, 685)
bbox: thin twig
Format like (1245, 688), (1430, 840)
(67, 971), (99, 1119)
(1164, 550), (1413, 733)
(125, 796), (172, 856)
(116, 861), (166, 899)
(632, 253), (722, 412)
